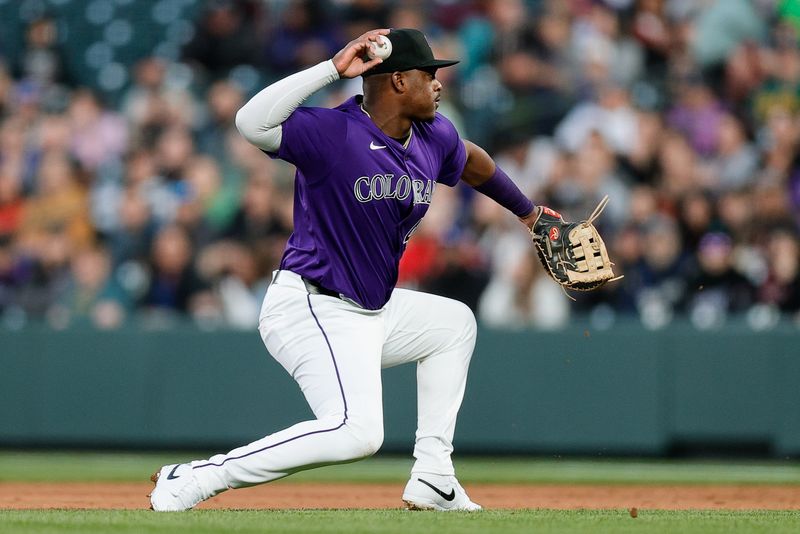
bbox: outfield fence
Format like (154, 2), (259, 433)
(2, 321), (799, 456)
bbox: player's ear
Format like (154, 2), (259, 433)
(391, 71), (406, 93)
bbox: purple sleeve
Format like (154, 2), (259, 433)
(474, 166), (535, 217)
(435, 115), (467, 187)
(272, 107), (348, 180)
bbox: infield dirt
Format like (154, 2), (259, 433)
(2, 483), (800, 510)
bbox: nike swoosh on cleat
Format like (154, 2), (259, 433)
(369, 141), (387, 150)
(417, 478), (455, 501)
(166, 465), (181, 480)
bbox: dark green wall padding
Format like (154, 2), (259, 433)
(2, 323), (799, 456)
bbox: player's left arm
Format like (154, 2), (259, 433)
(461, 139), (622, 292)
(461, 140), (538, 229)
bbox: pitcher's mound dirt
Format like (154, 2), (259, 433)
(2, 482), (800, 510)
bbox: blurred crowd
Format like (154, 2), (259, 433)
(1, 0), (799, 331)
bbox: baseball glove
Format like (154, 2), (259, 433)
(530, 195), (621, 294)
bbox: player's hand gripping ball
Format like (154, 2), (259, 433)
(367, 35), (392, 61)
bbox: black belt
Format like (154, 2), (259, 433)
(272, 270), (339, 299)
(273, 270), (359, 306)
(301, 277), (340, 299)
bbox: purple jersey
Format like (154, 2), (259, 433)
(270, 96), (466, 310)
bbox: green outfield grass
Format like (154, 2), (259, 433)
(1, 451), (800, 485)
(2, 510), (800, 534)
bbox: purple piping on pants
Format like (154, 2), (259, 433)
(193, 294), (348, 469)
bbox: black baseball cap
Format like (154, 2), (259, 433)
(363, 28), (459, 76)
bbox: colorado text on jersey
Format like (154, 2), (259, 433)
(353, 173), (435, 204)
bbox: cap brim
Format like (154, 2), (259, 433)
(364, 59), (459, 76)
(419, 59), (459, 69)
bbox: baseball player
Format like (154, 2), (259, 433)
(150, 28), (539, 512)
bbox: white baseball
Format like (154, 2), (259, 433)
(367, 35), (392, 61)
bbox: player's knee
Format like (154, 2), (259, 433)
(465, 307), (478, 342)
(362, 431), (384, 457)
(359, 426), (384, 457)
(350, 424), (384, 458)
(452, 300), (477, 344)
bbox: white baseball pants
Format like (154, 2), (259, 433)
(192, 269), (477, 494)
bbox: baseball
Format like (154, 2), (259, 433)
(367, 35), (392, 60)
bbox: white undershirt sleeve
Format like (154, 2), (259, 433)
(234, 60), (341, 152)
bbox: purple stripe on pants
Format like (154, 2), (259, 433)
(193, 293), (347, 469)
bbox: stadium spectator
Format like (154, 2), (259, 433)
(759, 229), (800, 314)
(107, 185), (156, 267)
(182, 0), (261, 80)
(632, 215), (690, 315)
(55, 245), (130, 329)
(140, 225), (209, 316)
(666, 75), (726, 157)
(0, 63), (13, 119)
(0, 172), (23, 240)
(13, 15), (72, 112)
(180, 155), (236, 246)
(222, 170), (290, 250)
(197, 240), (267, 329)
(265, 0), (342, 76)
(554, 83), (638, 157)
(18, 152), (93, 251)
(122, 57), (196, 149)
(683, 232), (757, 316)
(196, 80), (243, 163)
(708, 112), (759, 192)
(67, 89), (128, 173)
